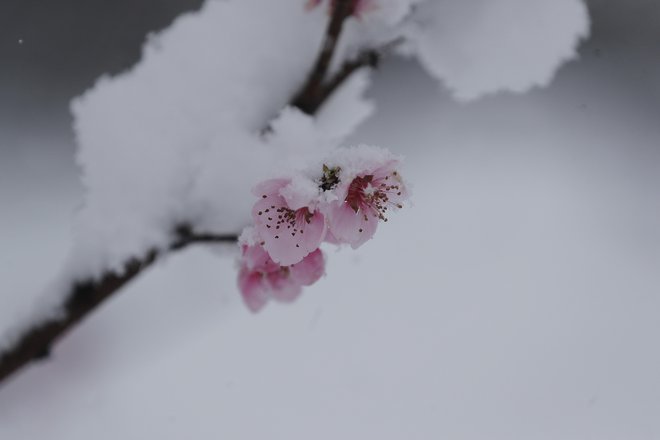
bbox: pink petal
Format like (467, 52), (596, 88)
(323, 228), (341, 245)
(266, 270), (303, 303)
(298, 212), (326, 252)
(290, 248), (325, 286)
(373, 166), (409, 206)
(255, 197), (326, 266)
(242, 243), (278, 272)
(327, 202), (379, 249)
(238, 269), (269, 313)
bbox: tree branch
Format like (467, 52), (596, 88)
(291, 0), (355, 115)
(0, 0), (382, 387)
(0, 227), (237, 384)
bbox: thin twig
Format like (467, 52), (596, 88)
(292, 0), (355, 114)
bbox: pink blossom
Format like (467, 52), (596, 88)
(252, 178), (325, 266)
(238, 243), (325, 313)
(326, 161), (407, 248)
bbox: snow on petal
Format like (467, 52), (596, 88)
(280, 175), (321, 211)
(323, 144), (403, 182)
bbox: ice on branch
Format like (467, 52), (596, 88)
(238, 145), (409, 311)
(403, 0), (590, 100)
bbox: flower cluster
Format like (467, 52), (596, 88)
(237, 145), (409, 312)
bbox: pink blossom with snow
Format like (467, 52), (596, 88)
(325, 159), (407, 248)
(239, 146), (409, 312)
(251, 178), (326, 266)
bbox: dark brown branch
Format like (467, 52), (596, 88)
(291, 0), (355, 115)
(0, 0), (384, 387)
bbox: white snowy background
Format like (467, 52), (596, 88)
(1, 0), (660, 438)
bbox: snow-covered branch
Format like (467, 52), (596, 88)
(0, 0), (589, 386)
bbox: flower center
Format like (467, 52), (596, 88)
(320, 164), (341, 191)
(345, 172), (403, 221)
